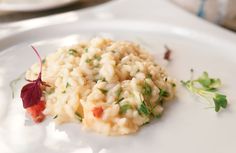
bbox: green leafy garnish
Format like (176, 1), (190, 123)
(197, 71), (221, 90)
(181, 71), (228, 112)
(68, 49), (78, 56)
(213, 94), (227, 112)
(119, 104), (132, 114)
(138, 101), (150, 116)
(85, 48), (88, 53)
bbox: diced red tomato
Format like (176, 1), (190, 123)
(26, 100), (46, 123)
(92, 106), (103, 118)
(32, 113), (45, 123)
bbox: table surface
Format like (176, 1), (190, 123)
(0, 0), (235, 41)
(0, 0), (109, 23)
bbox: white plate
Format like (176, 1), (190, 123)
(0, 20), (236, 153)
(0, 0), (78, 12)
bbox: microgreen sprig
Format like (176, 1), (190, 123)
(181, 70), (228, 112)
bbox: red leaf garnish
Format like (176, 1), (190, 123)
(20, 46), (44, 109)
(21, 81), (42, 108)
(164, 45), (172, 61)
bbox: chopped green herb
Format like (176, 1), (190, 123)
(94, 64), (101, 68)
(142, 81), (152, 97)
(85, 48), (88, 53)
(164, 77), (168, 82)
(62, 90), (66, 94)
(75, 112), (82, 122)
(45, 87), (55, 95)
(146, 73), (152, 79)
(181, 71), (228, 112)
(46, 90), (54, 95)
(66, 82), (70, 88)
(42, 59), (46, 64)
(53, 115), (58, 119)
(85, 58), (93, 64)
(68, 49), (78, 56)
(119, 104), (132, 114)
(94, 55), (101, 61)
(171, 83), (176, 87)
(115, 97), (124, 104)
(154, 88), (169, 107)
(116, 88), (122, 99)
(155, 114), (162, 118)
(138, 101), (150, 116)
(98, 88), (108, 94)
(94, 77), (106, 83)
(100, 77), (106, 82)
(142, 121), (150, 126)
(159, 88), (169, 97)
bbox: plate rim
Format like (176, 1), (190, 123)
(0, 0), (79, 12)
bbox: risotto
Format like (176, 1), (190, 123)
(25, 38), (176, 135)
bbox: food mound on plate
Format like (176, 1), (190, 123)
(23, 37), (176, 135)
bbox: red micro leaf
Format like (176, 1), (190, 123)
(164, 45), (172, 61)
(20, 46), (44, 109)
(21, 81), (42, 108)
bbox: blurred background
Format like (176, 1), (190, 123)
(171, 0), (236, 31)
(0, 0), (235, 31)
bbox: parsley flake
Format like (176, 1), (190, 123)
(66, 82), (70, 88)
(142, 81), (152, 97)
(138, 101), (150, 116)
(119, 104), (132, 114)
(98, 88), (108, 94)
(68, 49), (78, 56)
(75, 112), (83, 122)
